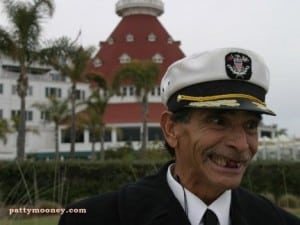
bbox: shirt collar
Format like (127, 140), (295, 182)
(167, 163), (231, 225)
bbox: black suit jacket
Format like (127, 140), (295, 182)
(58, 162), (300, 225)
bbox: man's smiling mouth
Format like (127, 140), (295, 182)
(207, 153), (249, 169)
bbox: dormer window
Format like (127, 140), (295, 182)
(126, 33), (134, 42)
(152, 53), (164, 64)
(119, 53), (131, 64)
(167, 37), (173, 44)
(108, 37), (114, 45)
(148, 33), (157, 42)
(93, 57), (102, 68)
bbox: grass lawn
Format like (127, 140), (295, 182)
(287, 208), (300, 217)
(0, 216), (60, 225)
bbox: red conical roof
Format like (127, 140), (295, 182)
(88, 13), (185, 124)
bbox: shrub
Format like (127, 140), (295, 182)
(260, 192), (276, 204)
(277, 194), (300, 208)
(0, 160), (300, 207)
(35, 200), (62, 209)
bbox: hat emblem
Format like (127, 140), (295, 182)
(225, 52), (252, 80)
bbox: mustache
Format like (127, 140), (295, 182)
(205, 149), (253, 165)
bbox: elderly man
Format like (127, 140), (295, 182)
(58, 48), (300, 225)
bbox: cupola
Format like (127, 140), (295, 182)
(116, 0), (164, 17)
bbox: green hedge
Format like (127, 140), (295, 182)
(242, 161), (300, 198)
(0, 160), (299, 206)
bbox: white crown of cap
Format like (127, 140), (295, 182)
(160, 47), (270, 105)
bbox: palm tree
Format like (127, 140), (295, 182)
(0, 119), (12, 144)
(41, 37), (95, 159)
(113, 60), (159, 154)
(11, 115), (39, 136)
(78, 73), (111, 160)
(0, 0), (54, 160)
(88, 74), (111, 161)
(32, 96), (69, 160)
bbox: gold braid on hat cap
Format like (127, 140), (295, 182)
(177, 93), (266, 106)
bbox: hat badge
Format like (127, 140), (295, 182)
(225, 52), (252, 80)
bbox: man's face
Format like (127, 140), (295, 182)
(165, 109), (261, 196)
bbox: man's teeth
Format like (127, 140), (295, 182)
(210, 155), (242, 168)
(215, 156), (227, 167)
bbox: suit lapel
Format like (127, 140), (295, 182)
(230, 190), (249, 225)
(119, 161), (191, 225)
(140, 198), (191, 225)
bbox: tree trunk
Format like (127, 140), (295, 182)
(70, 82), (76, 159)
(55, 123), (59, 161)
(16, 68), (28, 161)
(100, 123), (105, 161)
(90, 128), (96, 160)
(140, 94), (148, 156)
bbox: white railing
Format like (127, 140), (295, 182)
(116, 0), (164, 11)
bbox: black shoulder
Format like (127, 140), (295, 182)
(233, 188), (300, 225)
(58, 192), (120, 225)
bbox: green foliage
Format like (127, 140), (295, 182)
(0, 160), (299, 207)
(0, 119), (12, 144)
(0, 216), (59, 225)
(260, 192), (276, 204)
(0, 160), (165, 206)
(0, 0), (55, 161)
(277, 194), (300, 208)
(241, 161), (300, 198)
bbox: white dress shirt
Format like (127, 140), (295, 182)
(167, 164), (231, 225)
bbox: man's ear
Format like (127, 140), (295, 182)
(160, 111), (178, 148)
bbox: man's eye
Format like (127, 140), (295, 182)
(209, 116), (227, 126)
(244, 120), (259, 132)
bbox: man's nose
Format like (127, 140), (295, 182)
(226, 126), (250, 151)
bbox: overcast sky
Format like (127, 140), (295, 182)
(2, 0), (300, 137)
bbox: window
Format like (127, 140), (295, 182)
(0, 109), (3, 119)
(152, 53), (164, 64)
(11, 110), (33, 121)
(157, 86), (161, 96)
(126, 33), (134, 42)
(28, 86), (33, 96)
(0, 84), (3, 94)
(151, 88), (155, 96)
(45, 87), (62, 98)
(117, 127), (140, 141)
(27, 111), (33, 121)
(61, 128), (84, 143)
(120, 86), (135, 96)
(93, 58), (102, 68)
(89, 129), (111, 142)
(108, 37), (114, 45)
(41, 111), (50, 120)
(50, 73), (66, 81)
(121, 86), (127, 96)
(75, 89), (85, 100)
(129, 86), (135, 96)
(12, 85), (17, 95)
(12, 85), (33, 95)
(148, 33), (157, 42)
(151, 86), (160, 96)
(260, 131), (272, 138)
(151, 86), (161, 96)
(167, 37), (173, 44)
(119, 53), (131, 64)
(148, 127), (163, 141)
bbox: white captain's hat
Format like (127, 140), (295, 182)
(160, 47), (275, 115)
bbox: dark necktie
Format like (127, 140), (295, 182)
(203, 209), (218, 225)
